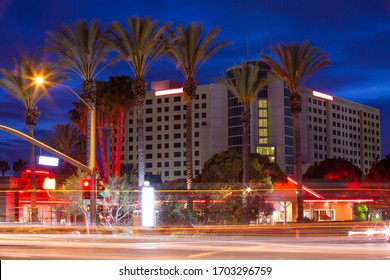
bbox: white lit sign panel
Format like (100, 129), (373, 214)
(142, 187), (155, 227)
(312, 90), (333, 101)
(38, 156), (59, 166)
(155, 87), (183, 96)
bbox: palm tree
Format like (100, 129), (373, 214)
(106, 17), (170, 187)
(95, 80), (110, 179)
(45, 123), (84, 183)
(105, 76), (136, 178)
(44, 19), (112, 171)
(13, 159), (27, 174)
(261, 41), (330, 222)
(215, 60), (274, 223)
(0, 56), (66, 222)
(167, 22), (230, 190)
(0, 160), (11, 176)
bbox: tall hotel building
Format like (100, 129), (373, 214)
(114, 66), (381, 182)
(227, 64), (381, 175)
(116, 80), (228, 182)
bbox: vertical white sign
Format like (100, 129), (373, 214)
(142, 187), (155, 227)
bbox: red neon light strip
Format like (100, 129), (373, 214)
(25, 169), (50, 174)
(155, 87), (183, 96)
(20, 200), (70, 204)
(304, 199), (374, 203)
(313, 90), (334, 101)
(287, 176), (323, 198)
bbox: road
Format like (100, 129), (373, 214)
(0, 233), (389, 260)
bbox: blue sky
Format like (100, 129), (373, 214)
(1, 0), (390, 167)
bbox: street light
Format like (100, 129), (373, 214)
(35, 76), (97, 224)
(34, 76), (96, 172)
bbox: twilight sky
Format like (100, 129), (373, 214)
(0, 0), (390, 169)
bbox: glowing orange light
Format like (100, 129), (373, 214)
(35, 77), (44, 85)
(43, 177), (56, 190)
(313, 90), (333, 101)
(155, 87), (183, 96)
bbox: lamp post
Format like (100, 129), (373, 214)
(35, 78), (97, 224)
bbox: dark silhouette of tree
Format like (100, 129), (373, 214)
(0, 160), (11, 176)
(365, 154), (390, 183)
(304, 158), (362, 181)
(13, 159), (27, 174)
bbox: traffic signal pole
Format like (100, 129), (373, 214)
(90, 170), (96, 229)
(88, 108), (97, 228)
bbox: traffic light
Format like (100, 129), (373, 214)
(97, 178), (106, 199)
(97, 204), (104, 213)
(81, 179), (92, 199)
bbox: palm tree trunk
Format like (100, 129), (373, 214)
(97, 126), (109, 178)
(133, 77), (147, 188)
(115, 111), (125, 178)
(110, 121), (116, 178)
(184, 77), (197, 191)
(290, 93), (304, 222)
(28, 125), (39, 223)
(293, 111), (303, 222)
(185, 97), (194, 190)
(241, 111), (250, 186)
(241, 110), (251, 224)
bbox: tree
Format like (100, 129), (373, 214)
(304, 158), (362, 181)
(106, 17), (170, 188)
(196, 149), (285, 185)
(0, 56), (66, 222)
(354, 204), (368, 221)
(99, 175), (138, 229)
(167, 22), (230, 190)
(215, 60), (274, 187)
(54, 169), (88, 225)
(44, 123), (85, 184)
(0, 160), (11, 176)
(105, 76), (136, 178)
(44, 19), (112, 171)
(261, 41), (330, 222)
(13, 159), (27, 174)
(365, 154), (390, 183)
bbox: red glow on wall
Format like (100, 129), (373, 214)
(313, 90), (334, 101)
(155, 87), (183, 96)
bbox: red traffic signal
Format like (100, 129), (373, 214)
(81, 179), (92, 199)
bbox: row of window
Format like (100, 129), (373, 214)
(308, 98), (326, 106)
(145, 93), (208, 105)
(127, 140), (201, 150)
(127, 149), (201, 160)
(149, 169), (201, 177)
